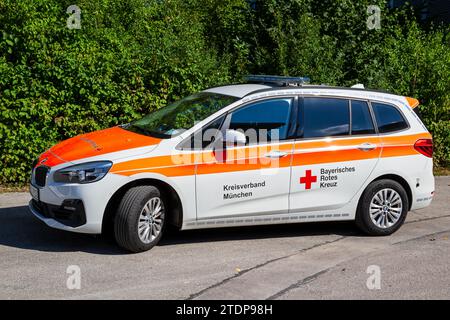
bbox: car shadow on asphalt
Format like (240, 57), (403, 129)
(0, 206), (124, 255)
(0, 205), (360, 255)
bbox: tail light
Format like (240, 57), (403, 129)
(414, 139), (433, 158)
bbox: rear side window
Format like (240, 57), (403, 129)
(300, 98), (350, 138)
(351, 100), (375, 135)
(372, 102), (408, 133)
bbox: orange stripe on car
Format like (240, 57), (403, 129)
(110, 133), (431, 177)
(380, 132), (431, 158)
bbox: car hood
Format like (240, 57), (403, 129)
(36, 126), (161, 167)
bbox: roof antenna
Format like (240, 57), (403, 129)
(351, 83), (365, 89)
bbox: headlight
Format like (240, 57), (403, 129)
(54, 161), (113, 184)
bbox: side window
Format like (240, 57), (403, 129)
(351, 100), (375, 135)
(179, 115), (225, 150)
(228, 98), (293, 143)
(300, 98), (350, 138)
(372, 102), (408, 133)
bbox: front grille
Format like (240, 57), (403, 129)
(34, 166), (49, 187)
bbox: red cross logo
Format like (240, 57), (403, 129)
(300, 170), (317, 189)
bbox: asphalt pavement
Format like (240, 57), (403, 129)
(0, 177), (449, 299)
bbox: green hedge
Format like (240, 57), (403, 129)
(1, 0), (449, 184)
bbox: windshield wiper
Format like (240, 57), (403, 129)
(127, 125), (154, 136)
(126, 125), (171, 139)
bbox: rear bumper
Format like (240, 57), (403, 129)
(410, 162), (435, 211)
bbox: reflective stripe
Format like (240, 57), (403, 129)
(110, 133), (432, 177)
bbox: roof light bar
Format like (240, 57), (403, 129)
(245, 75), (311, 86)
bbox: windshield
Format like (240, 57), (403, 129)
(123, 92), (237, 138)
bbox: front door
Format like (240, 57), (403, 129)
(196, 97), (296, 220)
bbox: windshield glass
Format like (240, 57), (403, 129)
(124, 92), (237, 138)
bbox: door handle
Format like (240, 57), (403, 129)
(265, 150), (289, 158)
(357, 143), (377, 152)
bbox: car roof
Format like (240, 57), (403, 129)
(203, 84), (274, 98)
(246, 85), (396, 96)
(204, 83), (408, 102)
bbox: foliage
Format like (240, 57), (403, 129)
(0, 0), (449, 184)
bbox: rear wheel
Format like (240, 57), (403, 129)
(356, 179), (408, 236)
(114, 185), (165, 253)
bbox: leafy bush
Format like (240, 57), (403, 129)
(0, 0), (449, 184)
(0, 0), (233, 184)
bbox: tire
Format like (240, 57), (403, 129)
(356, 179), (409, 236)
(114, 185), (165, 253)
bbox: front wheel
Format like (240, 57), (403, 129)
(356, 179), (409, 236)
(114, 185), (165, 253)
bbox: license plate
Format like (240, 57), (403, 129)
(30, 184), (39, 201)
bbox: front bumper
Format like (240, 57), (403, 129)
(29, 200), (86, 233)
(28, 198), (103, 234)
(30, 199), (86, 228)
(28, 171), (130, 234)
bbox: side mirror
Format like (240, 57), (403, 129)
(224, 129), (246, 146)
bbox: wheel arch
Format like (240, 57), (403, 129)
(366, 174), (413, 211)
(102, 178), (184, 235)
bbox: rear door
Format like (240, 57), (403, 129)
(289, 97), (382, 213)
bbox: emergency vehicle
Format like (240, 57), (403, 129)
(29, 76), (435, 252)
